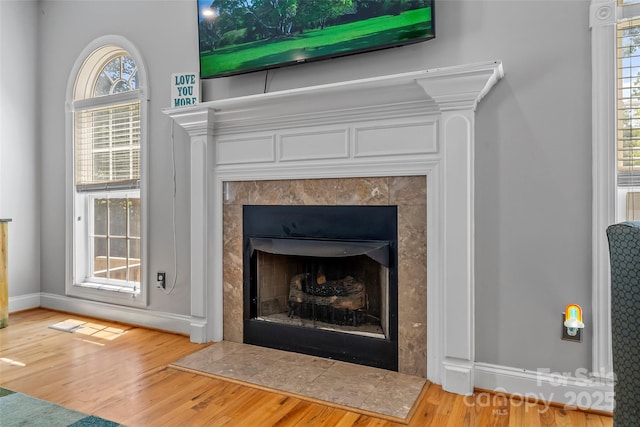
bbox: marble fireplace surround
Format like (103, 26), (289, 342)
(224, 177), (426, 376)
(164, 61), (504, 396)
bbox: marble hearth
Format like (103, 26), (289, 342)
(164, 61), (504, 395)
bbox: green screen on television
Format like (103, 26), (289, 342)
(197, 0), (435, 79)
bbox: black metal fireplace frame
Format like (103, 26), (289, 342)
(243, 205), (398, 371)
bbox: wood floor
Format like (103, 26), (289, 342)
(0, 309), (612, 426)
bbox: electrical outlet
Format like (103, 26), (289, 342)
(561, 313), (582, 342)
(157, 272), (166, 289)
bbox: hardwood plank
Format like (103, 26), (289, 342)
(0, 309), (614, 427)
(445, 395), (471, 427)
(553, 407), (576, 427)
(522, 401), (542, 427)
(508, 403), (525, 427)
(317, 408), (364, 427)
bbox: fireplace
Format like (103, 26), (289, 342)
(243, 205), (398, 370)
(164, 62), (504, 394)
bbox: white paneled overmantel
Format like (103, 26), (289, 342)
(164, 60), (504, 396)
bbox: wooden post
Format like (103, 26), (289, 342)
(0, 219), (11, 328)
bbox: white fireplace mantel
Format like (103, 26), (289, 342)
(163, 60), (504, 396)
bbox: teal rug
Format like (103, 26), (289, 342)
(0, 387), (123, 426)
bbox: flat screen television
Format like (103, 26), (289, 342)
(197, 0), (435, 79)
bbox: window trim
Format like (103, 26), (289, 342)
(65, 35), (149, 307)
(590, 0), (640, 380)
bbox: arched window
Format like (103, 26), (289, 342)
(66, 38), (148, 306)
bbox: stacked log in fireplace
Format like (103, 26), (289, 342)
(288, 270), (368, 326)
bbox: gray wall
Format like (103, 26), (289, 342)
(37, 0), (194, 314)
(12, 0), (593, 374)
(0, 0), (42, 298)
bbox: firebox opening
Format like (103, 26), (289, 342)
(254, 250), (390, 340)
(243, 205), (398, 371)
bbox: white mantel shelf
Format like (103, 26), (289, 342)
(163, 60), (503, 133)
(163, 60), (504, 396)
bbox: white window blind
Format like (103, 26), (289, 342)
(618, 18), (640, 220)
(75, 101), (141, 191)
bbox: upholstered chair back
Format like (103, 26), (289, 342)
(606, 221), (640, 426)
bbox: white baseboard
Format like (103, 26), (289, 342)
(8, 293), (42, 313)
(39, 293), (197, 337)
(474, 362), (614, 412)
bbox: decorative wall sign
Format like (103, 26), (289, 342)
(171, 73), (199, 107)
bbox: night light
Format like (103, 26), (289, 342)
(564, 304), (585, 336)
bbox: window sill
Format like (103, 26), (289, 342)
(78, 281), (139, 293)
(67, 282), (146, 308)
